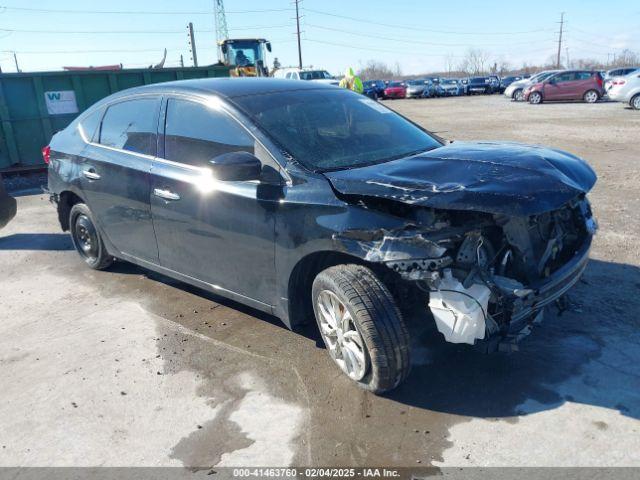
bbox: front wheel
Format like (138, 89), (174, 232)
(630, 94), (640, 110)
(69, 203), (114, 270)
(513, 89), (524, 101)
(583, 90), (599, 103)
(529, 91), (543, 104)
(312, 264), (411, 393)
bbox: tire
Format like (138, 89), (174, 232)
(583, 90), (599, 103)
(513, 89), (524, 102)
(69, 203), (114, 270)
(529, 91), (543, 104)
(312, 264), (411, 393)
(630, 94), (640, 110)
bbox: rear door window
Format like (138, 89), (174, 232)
(99, 97), (160, 156)
(164, 98), (255, 168)
(78, 108), (104, 142)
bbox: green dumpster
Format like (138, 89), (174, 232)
(0, 65), (230, 172)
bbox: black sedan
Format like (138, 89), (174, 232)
(46, 78), (597, 393)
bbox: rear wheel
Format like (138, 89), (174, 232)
(529, 91), (543, 104)
(312, 264), (411, 393)
(69, 203), (113, 270)
(513, 89), (524, 101)
(583, 90), (599, 103)
(631, 94), (640, 110)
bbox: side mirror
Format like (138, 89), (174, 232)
(209, 151), (261, 181)
(266, 42), (272, 52)
(221, 44), (228, 54)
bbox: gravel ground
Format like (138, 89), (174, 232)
(0, 95), (638, 471)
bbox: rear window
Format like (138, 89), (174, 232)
(99, 98), (159, 156)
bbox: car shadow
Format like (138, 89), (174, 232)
(388, 258), (640, 421)
(16, 229), (638, 423)
(0, 233), (73, 251)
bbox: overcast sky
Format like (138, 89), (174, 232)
(0, 0), (637, 74)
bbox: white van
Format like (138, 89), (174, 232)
(273, 68), (339, 86)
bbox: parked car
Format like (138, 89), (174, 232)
(383, 81), (407, 99)
(487, 75), (501, 93)
(46, 78), (597, 393)
(459, 77), (469, 95)
(0, 173), (17, 229)
(363, 79), (386, 99)
(606, 70), (640, 110)
(603, 67), (640, 91)
(504, 70), (561, 101)
(436, 78), (462, 96)
(498, 76), (523, 93)
(405, 79), (430, 98)
(273, 68), (339, 86)
(525, 70), (604, 104)
(466, 77), (492, 95)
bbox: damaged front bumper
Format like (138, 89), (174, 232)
(332, 199), (595, 352)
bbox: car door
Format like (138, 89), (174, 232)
(544, 72), (575, 100)
(78, 95), (160, 263)
(150, 96), (279, 306)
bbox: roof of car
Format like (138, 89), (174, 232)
(112, 77), (336, 100)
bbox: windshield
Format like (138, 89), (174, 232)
(442, 79), (457, 85)
(388, 82), (404, 87)
(226, 41), (265, 67)
(234, 89), (441, 172)
(532, 71), (556, 83)
(470, 77), (488, 84)
(300, 70), (332, 80)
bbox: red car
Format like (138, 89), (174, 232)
(383, 81), (407, 99)
(524, 70), (604, 104)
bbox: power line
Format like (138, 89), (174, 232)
(0, 5), (293, 15)
(0, 24), (291, 34)
(303, 7), (552, 35)
(305, 23), (555, 48)
(304, 38), (556, 58)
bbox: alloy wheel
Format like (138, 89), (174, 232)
(316, 290), (369, 381)
(584, 91), (599, 103)
(633, 95), (640, 110)
(530, 92), (542, 104)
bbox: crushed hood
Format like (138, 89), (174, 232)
(323, 141), (597, 216)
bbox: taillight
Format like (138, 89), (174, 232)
(612, 80), (626, 86)
(596, 75), (603, 87)
(41, 145), (51, 164)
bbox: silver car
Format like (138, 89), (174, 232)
(504, 70), (561, 101)
(603, 67), (640, 91)
(607, 70), (640, 109)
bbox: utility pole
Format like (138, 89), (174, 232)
(294, 0), (303, 69)
(556, 12), (565, 69)
(188, 22), (198, 67)
(180, 54), (184, 68)
(13, 52), (20, 72)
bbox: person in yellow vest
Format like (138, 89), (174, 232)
(339, 67), (364, 94)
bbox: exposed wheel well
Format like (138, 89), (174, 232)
(287, 251), (375, 327)
(57, 191), (84, 231)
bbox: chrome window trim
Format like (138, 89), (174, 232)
(79, 92), (162, 161)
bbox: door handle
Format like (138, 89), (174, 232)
(153, 188), (181, 201)
(82, 169), (101, 180)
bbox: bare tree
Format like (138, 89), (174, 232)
(357, 60), (394, 81)
(458, 48), (490, 75)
